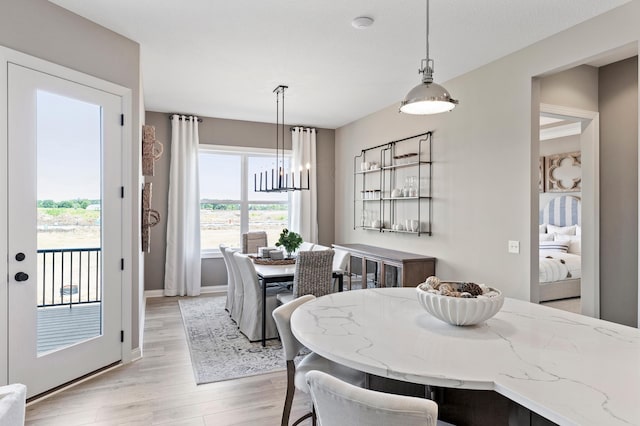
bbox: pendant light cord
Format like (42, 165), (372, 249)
(425, 0), (430, 63)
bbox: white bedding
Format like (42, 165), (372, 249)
(539, 251), (581, 283)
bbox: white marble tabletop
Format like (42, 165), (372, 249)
(290, 287), (640, 426)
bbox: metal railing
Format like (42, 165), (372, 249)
(37, 248), (101, 308)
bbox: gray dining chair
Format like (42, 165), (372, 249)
(272, 296), (364, 426)
(234, 252), (288, 342)
(277, 249), (334, 305)
(242, 231), (268, 254)
(306, 370), (439, 426)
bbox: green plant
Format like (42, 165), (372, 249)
(275, 228), (303, 256)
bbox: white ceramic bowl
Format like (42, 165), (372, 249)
(416, 282), (504, 326)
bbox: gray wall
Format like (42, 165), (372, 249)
(143, 111), (335, 291)
(599, 56), (638, 326)
(0, 1), (143, 349)
(540, 65), (599, 111)
(334, 0), (640, 323)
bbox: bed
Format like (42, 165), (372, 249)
(538, 195), (581, 302)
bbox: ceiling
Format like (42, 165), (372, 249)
(50, 0), (629, 129)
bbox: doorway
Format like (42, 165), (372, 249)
(5, 61), (124, 398)
(536, 105), (599, 318)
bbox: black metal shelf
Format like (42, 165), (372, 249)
(353, 131), (433, 236)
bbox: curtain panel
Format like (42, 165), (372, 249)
(290, 127), (318, 243)
(164, 115), (201, 296)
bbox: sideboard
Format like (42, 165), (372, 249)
(332, 243), (436, 289)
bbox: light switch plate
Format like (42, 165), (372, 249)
(508, 240), (520, 254)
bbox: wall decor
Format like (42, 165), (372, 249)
(142, 124), (164, 176)
(141, 182), (161, 252)
(545, 151), (581, 192)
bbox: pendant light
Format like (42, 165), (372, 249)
(254, 85), (310, 192)
(400, 0), (458, 115)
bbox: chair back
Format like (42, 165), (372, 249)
(0, 384), (26, 426)
(298, 241), (315, 252)
(234, 253), (260, 306)
(220, 245), (235, 312)
(306, 370), (438, 426)
(293, 250), (334, 298)
(242, 231), (268, 254)
(228, 249), (244, 323)
(332, 248), (350, 272)
(272, 295), (316, 361)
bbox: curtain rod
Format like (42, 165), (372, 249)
(169, 115), (203, 123)
(289, 127), (316, 132)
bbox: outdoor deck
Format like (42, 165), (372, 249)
(37, 303), (102, 354)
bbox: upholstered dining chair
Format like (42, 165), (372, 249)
(242, 231), (268, 254)
(277, 249), (334, 305)
(298, 241), (315, 252)
(0, 383), (26, 426)
(234, 252), (288, 342)
(220, 245), (236, 315)
(227, 248), (244, 324)
(332, 248), (350, 291)
(272, 296), (365, 426)
(306, 370), (440, 426)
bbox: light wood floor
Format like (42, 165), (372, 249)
(25, 295), (311, 425)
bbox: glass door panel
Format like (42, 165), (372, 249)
(35, 91), (103, 354)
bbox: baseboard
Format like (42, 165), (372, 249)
(144, 285), (227, 299)
(129, 347), (142, 362)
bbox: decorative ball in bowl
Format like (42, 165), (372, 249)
(416, 276), (504, 326)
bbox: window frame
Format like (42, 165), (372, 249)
(199, 144), (291, 257)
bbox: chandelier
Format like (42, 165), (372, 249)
(254, 85), (310, 192)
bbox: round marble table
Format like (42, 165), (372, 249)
(290, 287), (640, 426)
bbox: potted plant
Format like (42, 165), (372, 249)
(275, 228), (303, 257)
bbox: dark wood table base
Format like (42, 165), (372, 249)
(366, 374), (557, 426)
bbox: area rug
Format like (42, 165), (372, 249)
(178, 296), (285, 385)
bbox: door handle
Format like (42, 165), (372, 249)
(14, 272), (29, 282)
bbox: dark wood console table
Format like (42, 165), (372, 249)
(332, 243), (436, 289)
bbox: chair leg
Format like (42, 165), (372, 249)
(311, 404), (317, 426)
(281, 360), (296, 426)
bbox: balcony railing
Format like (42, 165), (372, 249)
(37, 248), (101, 308)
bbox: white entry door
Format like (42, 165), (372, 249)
(7, 63), (123, 398)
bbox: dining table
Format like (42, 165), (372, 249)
(290, 287), (640, 426)
(252, 260), (344, 346)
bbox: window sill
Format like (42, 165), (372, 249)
(201, 251), (223, 259)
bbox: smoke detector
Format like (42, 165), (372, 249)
(351, 16), (374, 29)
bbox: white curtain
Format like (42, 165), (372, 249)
(164, 115), (201, 296)
(290, 127), (318, 243)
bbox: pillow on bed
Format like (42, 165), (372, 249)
(554, 234), (581, 255)
(547, 224), (577, 235)
(539, 233), (554, 242)
(575, 225), (581, 236)
(539, 240), (569, 253)
(539, 224), (547, 233)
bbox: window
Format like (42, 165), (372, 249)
(199, 146), (290, 253)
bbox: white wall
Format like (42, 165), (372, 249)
(334, 1), (640, 308)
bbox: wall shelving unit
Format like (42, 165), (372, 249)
(353, 131), (432, 236)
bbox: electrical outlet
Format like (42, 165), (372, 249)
(508, 240), (520, 254)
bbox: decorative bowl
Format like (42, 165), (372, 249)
(416, 281), (504, 326)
